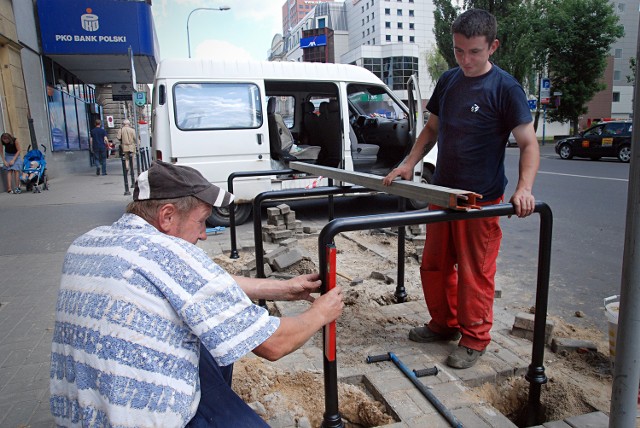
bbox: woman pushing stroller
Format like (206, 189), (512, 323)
(1, 132), (23, 194)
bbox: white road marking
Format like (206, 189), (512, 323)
(538, 171), (628, 182)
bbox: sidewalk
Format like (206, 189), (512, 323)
(0, 159), (608, 427)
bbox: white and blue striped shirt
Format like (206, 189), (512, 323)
(50, 213), (279, 427)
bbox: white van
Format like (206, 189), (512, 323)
(151, 59), (437, 226)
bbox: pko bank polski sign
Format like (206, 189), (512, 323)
(37, 0), (155, 55)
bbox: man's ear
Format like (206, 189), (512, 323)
(156, 203), (178, 234)
(489, 39), (500, 56)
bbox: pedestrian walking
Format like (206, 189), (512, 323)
(1, 132), (23, 193)
(90, 119), (109, 176)
(116, 118), (139, 172)
(383, 8), (540, 369)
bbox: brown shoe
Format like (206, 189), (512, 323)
(408, 325), (461, 343)
(446, 345), (485, 369)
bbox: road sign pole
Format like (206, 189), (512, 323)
(542, 105), (546, 146)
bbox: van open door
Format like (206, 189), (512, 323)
(407, 74), (436, 209)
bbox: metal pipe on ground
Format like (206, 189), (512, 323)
(366, 352), (463, 428)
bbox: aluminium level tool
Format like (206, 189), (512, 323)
(366, 352), (463, 428)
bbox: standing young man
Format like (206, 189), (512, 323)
(383, 8), (539, 369)
(89, 119), (109, 176)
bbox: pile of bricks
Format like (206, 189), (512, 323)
(239, 204), (319, 278)
(262, 204), (303, 244)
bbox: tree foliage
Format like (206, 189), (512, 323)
(541, 0), (623, 131)
(425, 46), (450, 85)
(432, 0), (459, 69)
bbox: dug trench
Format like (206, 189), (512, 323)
(212, 229), (615, 427)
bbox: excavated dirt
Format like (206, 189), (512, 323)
(213, 229), (617, 427)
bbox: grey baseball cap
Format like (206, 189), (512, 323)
(133, 161), (234, 207)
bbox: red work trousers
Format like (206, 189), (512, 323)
(420, 197), (503, 351)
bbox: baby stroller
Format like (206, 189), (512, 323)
(20, 145), (48, 193)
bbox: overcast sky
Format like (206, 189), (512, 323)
(151, 0), (293, 61)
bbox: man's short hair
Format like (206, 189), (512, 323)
(451, 9), (497, 44)
(123, 119), (131, 126)
(126, 195), (206, 222)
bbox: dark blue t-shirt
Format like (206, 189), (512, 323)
(90, 126), (108, 152)
(427, 64), (532, 200)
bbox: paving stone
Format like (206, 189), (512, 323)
(563, 411), (609, 427)
(541, 420), (572, 427)
(405, 413), (451, 427)
(551, 338), (598, 354)
(284, 212), (296, 223)
(276, 203), (291, 214)
(384, 389), (426, 421)
(473, 404), (518, 427)
(424, 381), (476, 410)
(511, 326), (553, 346)
(271, 229), (294, 240)
(452, 362), (498, 388)
(514, 312), (555, 334)
(278, 237), (297, 247)
(264, 246), (288, 265)
(273, 248), (303, 271)
(453, 406), (495, 427)
(366, 370), (413, 394)
(303, 225), (318, 234)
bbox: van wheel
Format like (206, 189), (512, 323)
(206, 203), (252, 227)
(408, 167), (433, 210)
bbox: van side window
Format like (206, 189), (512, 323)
(174, 83), (262, 130)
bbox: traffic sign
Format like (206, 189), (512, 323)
(134, 92), (146, 107)
(527, 99), (537, 110)
(540, 78), (551, 101)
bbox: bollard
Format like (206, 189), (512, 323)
(121, 155), (131, 195)
(135, 148), (141, 175)
(128, 152), (136, 187)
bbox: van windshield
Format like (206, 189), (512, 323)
(348, 86), (406, 120)
(174, 83), (262, 130)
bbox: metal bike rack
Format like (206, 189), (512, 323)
(317, 202), (553, 427)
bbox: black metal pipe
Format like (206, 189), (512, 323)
(396, 197), (407, 302)
(227, 169), (295, 259)
(520, 202), (553, 426)
(120, 155), (131, 196)
(328, 178), (335, 221)
(128, 153), (135, 187)
(318, 202), (552, 427)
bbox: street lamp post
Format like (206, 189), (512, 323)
(187, 6), (231, 58)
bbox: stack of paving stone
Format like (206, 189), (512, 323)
(406, 224), (426, 259)
(262, 204), (303, 244)
(239, 204), (314, 277)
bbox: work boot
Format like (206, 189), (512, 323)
(408, 325), (461, 343)
(446, 345), (485, 369)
